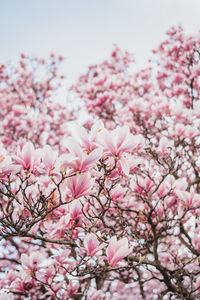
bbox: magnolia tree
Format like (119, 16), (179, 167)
(1, 27), (200, 300)
(0, 53), (73, 151)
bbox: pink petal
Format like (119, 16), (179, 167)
(81, 148), (102, 171)
(75, 124), (90, 150)
(84, 233), (99, 255)
(119, 156), (129, 176)
(115, 126), (129, 150)
(66, 137), (83, 158)
(98, 129), (116, 154)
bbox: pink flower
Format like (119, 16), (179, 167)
(0, 156), (18, 179)
(54, 249), (71, 264)
(66, 281), (79, 297)
(106, 236), (132, 267)
(97, 125), (142, 157)
(65, 137), (102, 173)
(66, 172), (94, 199)
(75, 121), (104, 152)
(41, 145), (58, 175)
(11, 270), (35, 293)
(96, 126), (143, 175)
(110, 185), (126, 203)
(36, 265), (55, 285)
(49, 214), (71, 238)
(49, 200), (84, 233)
(2, 270), (18, 286)
(83, 233), (106, 256)
(14, 142), (40, 172)
(0, 143), (19, 179)
(157, 137), (174, 156)
(68, 199), (83, 221)
(21, 251), (45, 272)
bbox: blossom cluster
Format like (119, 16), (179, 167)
(0, 122), (139, 299)
(1, 27), (200, 300)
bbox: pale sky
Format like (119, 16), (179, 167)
(1, 0), (200, 88)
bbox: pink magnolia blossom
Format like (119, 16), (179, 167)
(47, 199), (84, 236)
(67, 199), (84, 228)
(13, 141), (40, 172)
(68, 199), (82, 218)
(97, 125), (137, 157)
(75, 120), (104, 152)
(106, 236), (132, 266)
(66, 281), (79, 298)
(83, 233), (106, 257)
(10, 270), (35, 294)
(157, 137), (174, 156)
(66, 172), (94, 199)
(21, 251), (45, 272)
(110, 185), (126, 202)
(0, 155), (18, 180)
(49, 214), (71, 238)
(64, 136), (102, 173)
(36, 265), (55, 285)
(2, 27), (200, 300)
(41, 145), (58, 175)
(97, 126), (143, 175)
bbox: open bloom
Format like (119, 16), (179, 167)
(66, 172), (94, 199)
(75, 120), (104, 152)
(110, 185), (126, 203)
(157, 137), (174, 156)
(0, 156), (18, 180)
(97, 125), (143, 157)
(41, 145), (58, 175)
(64, 137), (102, 173)
(83, 233), (106, 257)
(14, 142), (40, 172)
(97, 126), (143, 175)
(21, 251), (45, 272)
(106, 236), (132, 267)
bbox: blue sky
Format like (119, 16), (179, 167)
(1, 0), (200, 87)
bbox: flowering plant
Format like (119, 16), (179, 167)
(1, 27), (200, 299)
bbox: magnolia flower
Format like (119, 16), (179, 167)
(21, 251), (45, 272)
(0, 156), (18, 180)
(66, 172), (94, 199)
(157, 137), (174, 156)
(193, 233), (200, 252)
(110, 185), (126, 203)
(106, 236), (132, 267)
(14, 141), (40, 172)
(66, 281), (79, 298)
(36, 265), (56, 285)
(64, 137), (102, 173)
(176, 190), (197, 208)
(75, 120), (104, 152)
(10, 277), (34, 294)
(49, 214), (71, 238)
(68, 200), (83, 221)
(83, 233), (106, 257)
(96, 126), (143, 175)
(54, 249), (71, 265)
(184, 125), (199, 139)
(97, 125), (143, 157)
(49, 199), (84, 233)
(41, 145), (58, 175)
